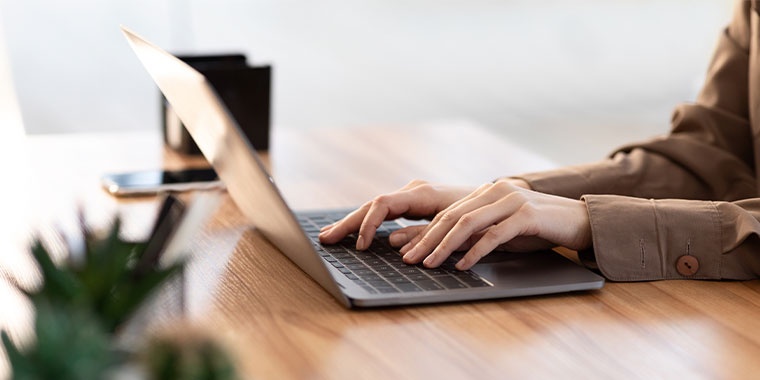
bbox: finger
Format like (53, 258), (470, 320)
(356, 200), (389, 250)
(318, 202), (372, 244)
(320, 223), (335, 232)
(423, 197), (520, 268)
(356, 190), (426, 250)
(389, 225), (426, 248)
(398, 183), (493, 255)
(456, 213), (529, 270)
(324, 184), (433, 248)
(403, 188), (501, 264)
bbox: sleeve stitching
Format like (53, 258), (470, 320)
(710, 200), (724, 279)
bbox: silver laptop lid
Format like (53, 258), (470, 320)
(120, 26), (350, 307)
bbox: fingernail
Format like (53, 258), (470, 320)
(356, 235), (365, 250)
(400, 242), (412, 255)
(320, 223), (334, 232)
(455, 259), (467, 270)
(423, 255), (434, 267)
(403, 247), (417, 262)
(389, 232), (406, 247)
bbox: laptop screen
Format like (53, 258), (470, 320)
(121, 26), (349, 306)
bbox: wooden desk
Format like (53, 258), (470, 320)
(5, 123), (760, 379)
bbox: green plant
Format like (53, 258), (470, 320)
(1, 302), (119, 380)
(20, 218), (181, 333)
(1, 207), (238, 379)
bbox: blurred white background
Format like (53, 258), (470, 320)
(0, 0), (731, 164)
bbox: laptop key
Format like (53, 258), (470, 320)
(373, 250), (397, 259)
(388, 257), (409, 269)
(439, 264), (459, 273)
(360, 258), (385, 266)
(436, 276), (468, 289)
(426, 268), (448, 276)
(395, 283), (422, 292)
(399, 267), (423, 275)
(388, 277), (412, 284)
(361, 286), (378, 294)
(362, 273), (382, 281)
(416, 280), (444, 291)
(332, 252), (353, 259)
(377, 270), (402, 278)
(353, 269), (375, 276)
(407, 273), (429, 282)
(367, 279), (393, 288)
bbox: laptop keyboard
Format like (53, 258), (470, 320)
(298, 213), (491, 294)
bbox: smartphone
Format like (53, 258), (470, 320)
(101, 168), (223, 196)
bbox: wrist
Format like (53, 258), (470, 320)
(492, 177), (531, 190)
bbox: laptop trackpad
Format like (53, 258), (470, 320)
(469, 250), (597, 287)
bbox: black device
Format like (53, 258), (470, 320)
(100, 168), (222, 196)
(135, 193), (187, 275)
(162, 54), (271, 154)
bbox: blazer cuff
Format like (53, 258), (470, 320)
(581, 194), (723, 281)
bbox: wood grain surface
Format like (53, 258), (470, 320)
(4, 123), (760, 379)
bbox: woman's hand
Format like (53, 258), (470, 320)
(395, 180), (592, 270)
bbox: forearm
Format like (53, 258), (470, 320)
(513, 146), (739, 201)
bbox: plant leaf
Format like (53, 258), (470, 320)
(28, 239), (85, 305)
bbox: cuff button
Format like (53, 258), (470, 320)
(676, 255), (699, 276)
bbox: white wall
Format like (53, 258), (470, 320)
(0, 0), (731, 163)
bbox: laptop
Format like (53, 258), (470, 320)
(121, 26), (604, 308)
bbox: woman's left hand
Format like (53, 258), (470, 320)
(395, 180), (593, 270)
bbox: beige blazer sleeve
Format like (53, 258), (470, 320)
(516, 0), (760, 281)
